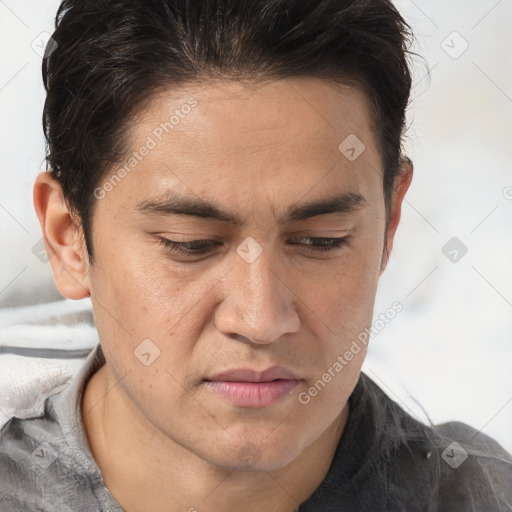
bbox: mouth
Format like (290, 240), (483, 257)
(203, 367), (303, 408)
(203, 379), (302, 408)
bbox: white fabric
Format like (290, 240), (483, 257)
(0, 298), (97, 429)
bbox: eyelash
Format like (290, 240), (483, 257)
(158, 236), (350, 257)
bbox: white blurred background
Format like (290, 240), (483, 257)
(0, 1), (511, 452)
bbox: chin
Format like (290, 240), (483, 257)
(201, 436), (302, 473)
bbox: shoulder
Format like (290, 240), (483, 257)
(431, 420), (512, 510)
(354, 373), (512, 510)
(0, 405), (109, 510)
(0, 414), (57, 510)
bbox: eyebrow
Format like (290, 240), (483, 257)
(134, 191), (368, 225)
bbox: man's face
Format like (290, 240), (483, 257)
(84, 77), (391, 470)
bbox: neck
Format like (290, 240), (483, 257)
(82, 364), (349, 512)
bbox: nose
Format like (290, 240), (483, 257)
(214, 246), (301, 345)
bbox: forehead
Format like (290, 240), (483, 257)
(99, 77), (383, 218)
(133, 77), (376, 153)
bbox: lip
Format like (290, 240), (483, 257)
(204, 367), (303, 408)
(206, 367), (302, 383)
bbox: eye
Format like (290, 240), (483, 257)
(158, 236), (350, 258)
(288, 236), (350, 253)
(158, 238), (221, 256)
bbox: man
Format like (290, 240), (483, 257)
(1, 0), (511, 511)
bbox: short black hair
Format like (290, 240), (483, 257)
(42, 0), (415, 264)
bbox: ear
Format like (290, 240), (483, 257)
(33, 171), (91, 299)
(380, 157), (413, 274)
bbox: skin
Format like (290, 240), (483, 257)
(33, 76), (412, 512)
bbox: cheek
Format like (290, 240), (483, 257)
(91, 234), (214, 330)
(89, 238), (232, 399)
(296, 232), (382, 378)
(305, 235), (383, 326)
(294, 260), (375, 423)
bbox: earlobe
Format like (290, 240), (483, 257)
(33, 171), (91, 300)
(379, 157), (414, 274)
